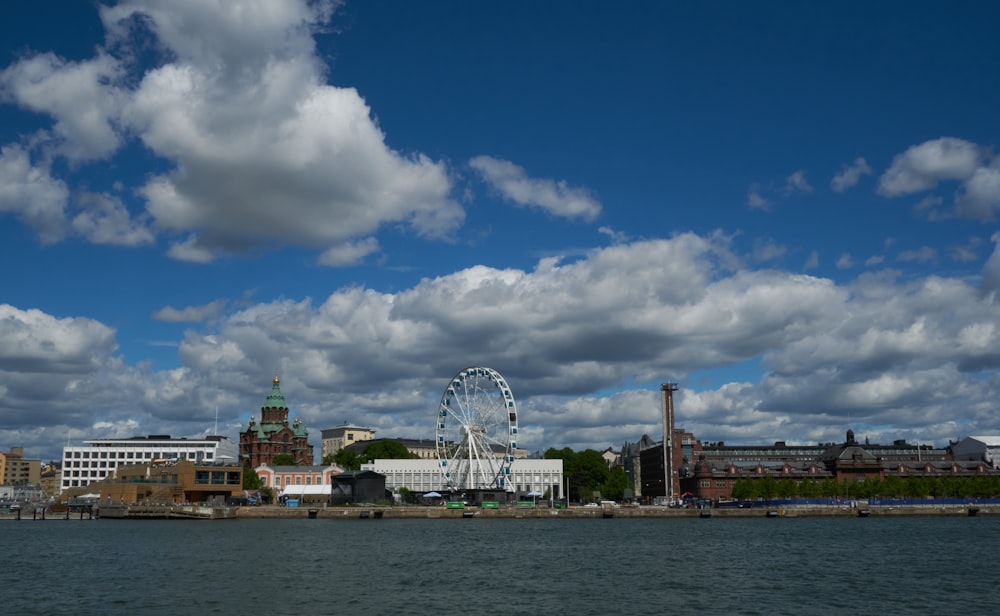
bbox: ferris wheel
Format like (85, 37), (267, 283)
(435, 366), (518, 492)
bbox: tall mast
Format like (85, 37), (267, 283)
(661, 383), (678, 501)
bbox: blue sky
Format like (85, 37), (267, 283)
(2, 0), (1000, 463)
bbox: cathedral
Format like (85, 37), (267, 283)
(239, 376), (314, 467)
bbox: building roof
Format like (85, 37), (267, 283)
(257, 464), (339, 473)
(280, 484), (330, 496)
(968, 436), (1000, 446)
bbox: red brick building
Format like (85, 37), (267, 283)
(239, 376), (314, 467)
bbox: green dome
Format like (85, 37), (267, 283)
(264, 375), (287, 409)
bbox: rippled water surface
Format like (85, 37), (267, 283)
(6, 516), (999, 614)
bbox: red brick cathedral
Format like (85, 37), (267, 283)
(239, 376), (314, 467)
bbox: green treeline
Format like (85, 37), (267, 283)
(543, 447), (628, 502)
(731, 475), (1000, 501)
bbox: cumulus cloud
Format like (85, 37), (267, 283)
(0, 0), (465, 260)
(7, 231), (1000, 460)
(0, 145), (70, 242)
(877, 137), (983, 197)
(469, 155), (602, 221)
(830, 157), (872, 192)
(876, 137), (1000, 221)
(0, 304), (118, 374)
(71, 192), (154, 246)
(0, 52), (125, 161)
(955, 159), (1000, 220)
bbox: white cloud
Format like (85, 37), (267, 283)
(469, 155), (602, 221)
(747, 184), (769, 210)
(0, 145), (69, 242)
(7, 231), (1000, 459)
(318, 237), (380, 267)
(152, 300), (227, 323)
(0, 52), (125, 161)
(166, 235), (216, 263)
(877, 137), (983, 197)
(783, 170), (813, 194)
(0, 0), (464, 259)
(955, 160), (1000, 221)
(0, 304), (117, 374)
(598, 226), (630, 245)
(876, 137), (1000, 221)
(830, 157), (872, 192)
(71, 192), (154, 246)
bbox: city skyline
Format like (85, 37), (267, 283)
(2, 1), (1000, 462)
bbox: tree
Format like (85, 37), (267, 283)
(334, 448), (362, 471)
(798, 479), (820, 498)
(361, 440), (418, 461)
(776, 478), (797, 499)
(272, 453), (295, 466)
(757, 476), (777, 500)
(600, 467), (629, 501)
(321, 453), (336, 465)
(242, 463), (262, 490)
(731, 478), (753, 501)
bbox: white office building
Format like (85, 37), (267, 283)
(361, 458), (564, 499)
(60, 435), (238, 492)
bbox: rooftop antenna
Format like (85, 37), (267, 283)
(214, 406), (219, 436)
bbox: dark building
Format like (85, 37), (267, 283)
(330, 470), (387, 505)
(638, 429), (701, 503)
(239, 376), (314, 467)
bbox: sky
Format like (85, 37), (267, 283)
(2, 0), (1000, 463)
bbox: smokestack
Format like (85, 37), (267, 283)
(661, 383), (678, 500)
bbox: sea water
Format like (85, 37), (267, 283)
(5, 516), (998, 615)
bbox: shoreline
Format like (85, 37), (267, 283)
(232, 503), (993, 519)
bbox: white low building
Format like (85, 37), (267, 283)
(61, 435), (238, 492)
(361, 458), (564, 499)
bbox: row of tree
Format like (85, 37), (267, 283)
(730, 474), (1000, 501)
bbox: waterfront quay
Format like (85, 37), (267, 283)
(233, 503), (994, 520)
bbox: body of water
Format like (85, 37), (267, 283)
(5, 516), (998, 614)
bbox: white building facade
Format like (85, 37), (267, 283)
(361, 458), (564, 499)
(61, 435), (238, 492)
